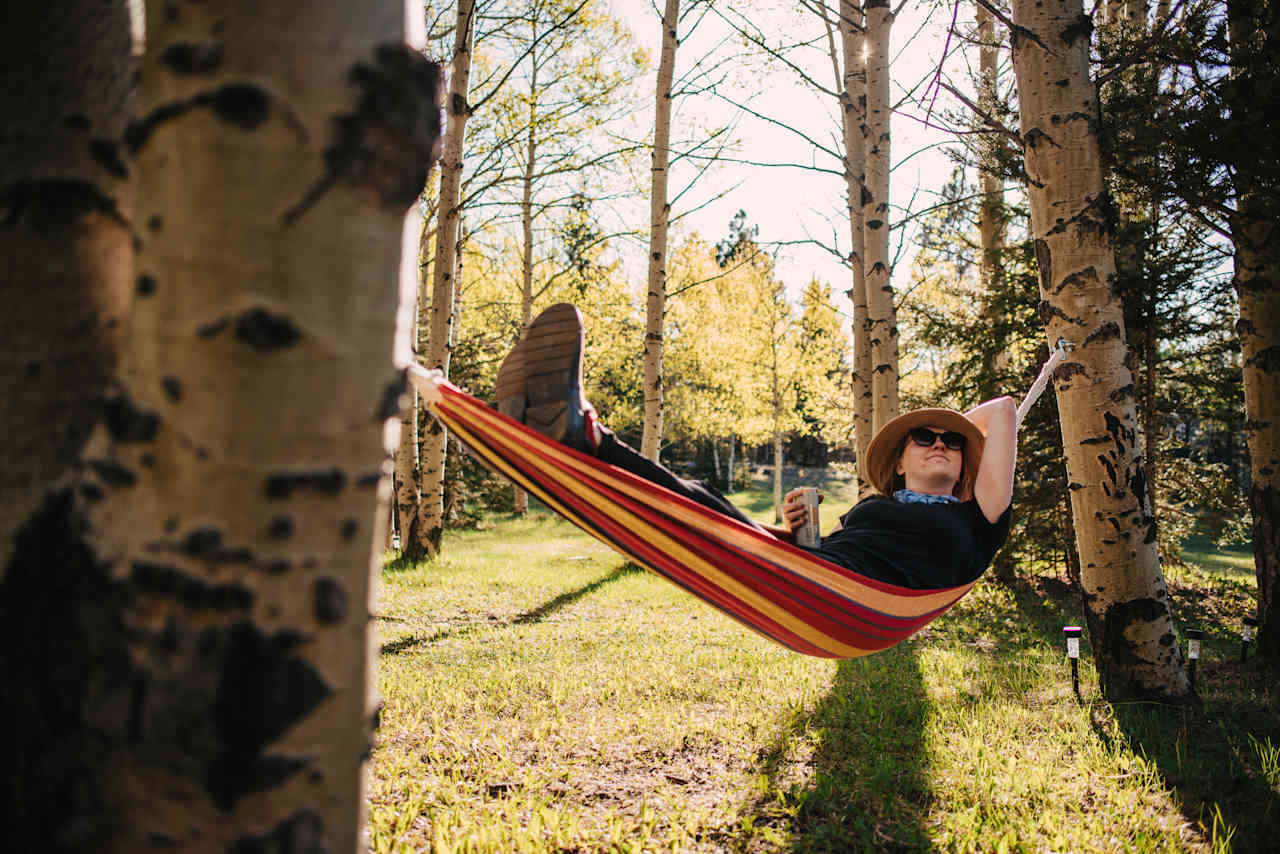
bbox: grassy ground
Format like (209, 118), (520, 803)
(369, 474), (1279, 852)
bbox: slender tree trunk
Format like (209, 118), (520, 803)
(976, 4), (1015, 584)
(1010, 0), (1191, 701)
(419, 0), (475, 553)
(863, 0), (899, 432)
(1226, 0), (1280, 660)
(1236, 210), (1280, 657)
(394, 386), (420, 553)
(642, 0), (680, 461)
(773, 430), (785, 525)
(514, 34), (540, 515)
(830, 0), (874, 495)
(728, 435), (736, 489)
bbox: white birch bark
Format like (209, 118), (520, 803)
(829, 0), (874, 494)
(641, 0), (681, 461)
(11, 1), (440, 848)
(863, 0), (899, 432)
(1010, 0), (1191, 701)
(419, 0), (475, 553)
(1228, 0), (1280, 658)
(513, 24), (540, 515)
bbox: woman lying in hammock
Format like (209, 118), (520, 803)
(496, 303), (1017, 591)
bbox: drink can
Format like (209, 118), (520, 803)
(795, 487), (820, 548)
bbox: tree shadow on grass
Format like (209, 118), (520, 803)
(729, 645), (932, 851)
(1006, 575), (1280, 850)
(379, 562), (641, 656)
(1100, 684), (1280, 853)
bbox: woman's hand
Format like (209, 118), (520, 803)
(781, 488), (822, 532)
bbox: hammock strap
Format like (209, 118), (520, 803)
(1015, 339), (1071, 428)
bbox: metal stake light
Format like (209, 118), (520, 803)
(1242, 616), (1258, 662)
(1064, 626), (1082, 699)
(1186, 628), (1204, 689)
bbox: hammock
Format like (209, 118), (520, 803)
(407, 342), (1065, 659)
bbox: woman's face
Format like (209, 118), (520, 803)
(895, 424), (963, 495)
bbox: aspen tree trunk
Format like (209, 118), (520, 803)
(642, 0), (680, 461)
(5, 1), (440, 849)
(834, 0), (874, 493)
(0, 2), (135, 574)
(977, 1), (1007, 394)
(514, 30), (540, 515)
(976, 3), (1016, 582)
(1226, 0), (1280, 660)
(394, 386), (420, 552)
(419, 0), (475, 553)
(863, 0), (899, 433)
(1010, 0), (1191, 701)
(0, 3), (136, 844)
(1236, 212), (1280, 658)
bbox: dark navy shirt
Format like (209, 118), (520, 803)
(805, 496), (1012, 589)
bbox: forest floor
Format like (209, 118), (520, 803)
(369, 471), (1274, 852)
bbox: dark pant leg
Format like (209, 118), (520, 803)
(595, 432), (765, 531)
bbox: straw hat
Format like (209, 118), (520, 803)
(862, 408), (985, 499)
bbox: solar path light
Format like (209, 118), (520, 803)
(1186, 628), (1204, 689)
(1242, 616), (1258, 662)
(1064, 626), (1082, 699)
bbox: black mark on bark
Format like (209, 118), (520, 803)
(160, 41), (224, 75)
(206, 622), (328, 808)
(125, 85), (271, 153)
(314, 578), (347, 624)
(162, 375), (183, 402)
(376, 370), (409, 420)
(234, 309), (301, 352)
(0, 178), (128, 230)
(1083, 321), (1121, 348)
(268, 516), (295, 540)
(87, 459), (137, 487)
(130, 562), (254, 611)
(265, 470), (346, 499)
(102, 395), (160, 443)
(197, 318), (229, 338)
(283, 46), (442, 224)
(228, 810), (324, 854)
(137, 274), (157, 296)
(89, 139), (129, 178)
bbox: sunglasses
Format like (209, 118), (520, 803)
(907, 427), (966, 451)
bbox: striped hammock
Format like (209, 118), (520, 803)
(409, 366), (992, 659)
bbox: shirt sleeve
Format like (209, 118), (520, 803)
(968, 501), (1012, 575)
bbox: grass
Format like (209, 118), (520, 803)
(369, 478), (1280, 852)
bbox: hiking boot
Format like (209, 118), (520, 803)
(495, 303), (599, 453)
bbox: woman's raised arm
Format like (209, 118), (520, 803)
(965, 396), (1017, 523)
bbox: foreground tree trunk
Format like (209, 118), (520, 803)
(3, 1), (442, 848)
(641, 0), (680, 461)
(1010, 0), (1191, 701)
(419, 0), (476, 553)
(863, 0), (899, 432)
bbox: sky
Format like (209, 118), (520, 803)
(603, 0), (976, 322)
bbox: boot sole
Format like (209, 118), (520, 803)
(523, 305), (584, 443)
